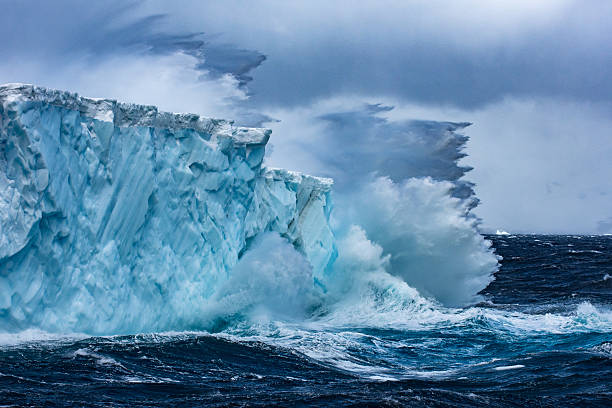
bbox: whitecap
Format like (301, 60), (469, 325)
(493, 365), (525, 371)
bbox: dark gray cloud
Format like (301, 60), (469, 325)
(247, 35), (612, 110)
(5, 0), (610, 110)
(0, 0), (265, 88)
(316, 107), (472, 186)
(140, 0), (612, 110)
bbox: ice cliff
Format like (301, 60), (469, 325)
(0, 84), (335, 333)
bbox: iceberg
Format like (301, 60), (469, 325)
(0, 84), (335, 333)
(0, 84), (499, 335)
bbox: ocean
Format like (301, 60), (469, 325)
(1, 234), (611, 407)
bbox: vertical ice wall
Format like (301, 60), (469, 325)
(0, 84), (335, 333)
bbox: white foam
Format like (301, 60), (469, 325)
(493, 364), (525, 371)
(0, 329), (87, 346)
(72, 348), (124, 368)
(591, 342), (612, 358)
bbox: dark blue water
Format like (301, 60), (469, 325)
(1, 235), (611, 407)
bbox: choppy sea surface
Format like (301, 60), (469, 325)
(1, 235), (611, 407)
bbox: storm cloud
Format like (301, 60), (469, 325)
(1, 0), (610, 233)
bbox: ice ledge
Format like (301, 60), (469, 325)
(265, 168), (334, 192)
(0, 83), (270, 146)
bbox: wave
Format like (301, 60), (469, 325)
(213, 300), (612, 378)
(330, 176), (498, 306)
(3, 300), (610, 382)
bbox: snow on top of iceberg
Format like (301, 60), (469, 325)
(0, 83), (270, 146)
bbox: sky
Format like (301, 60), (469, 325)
(0, 0), (610, 234)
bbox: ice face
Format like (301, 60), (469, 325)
(0, 84), (335, 334)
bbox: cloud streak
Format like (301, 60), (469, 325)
(138, 0), (612, 109)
